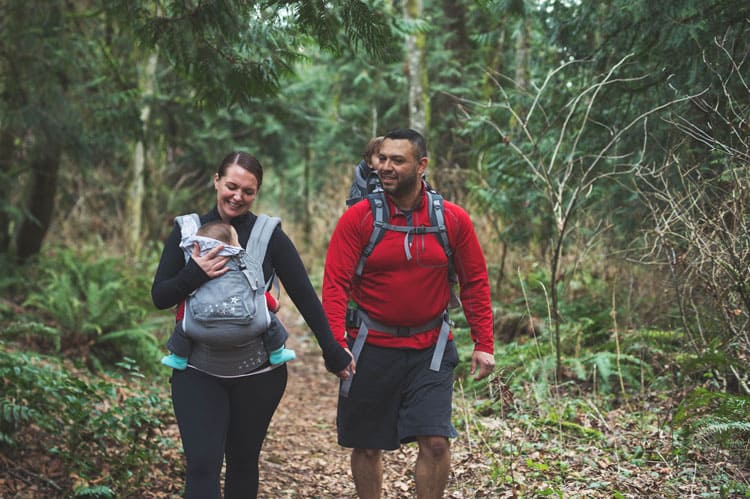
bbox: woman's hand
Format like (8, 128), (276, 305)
(335, 348), (356, 380)
(192, 243), (230, 278)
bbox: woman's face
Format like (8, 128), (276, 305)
(214, 164), (259, 221)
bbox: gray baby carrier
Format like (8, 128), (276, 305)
(176, 213), (279, 347)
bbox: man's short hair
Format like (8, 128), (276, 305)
(383, 128), (428, 160)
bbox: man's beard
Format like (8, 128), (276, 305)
(381, 170), (419, 199)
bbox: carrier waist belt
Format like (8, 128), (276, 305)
(340, 309), (451, 397)
(189, 336), (269, 377)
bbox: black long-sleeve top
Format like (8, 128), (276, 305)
(151, 207), (350, 373)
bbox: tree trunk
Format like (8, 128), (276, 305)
(514, 17), (530, 93)
(126, 52), (158, 256)
(15, 151), (61, 262)
(404, 0), (428, 133)
(303, 145), (313, 246)
(0, 129), (16, 253)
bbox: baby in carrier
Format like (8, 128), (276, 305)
(161, 220), (296, 370)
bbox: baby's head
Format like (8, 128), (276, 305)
(196, 221), (240, 247)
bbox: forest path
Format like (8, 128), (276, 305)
(255, 310), (494, 499)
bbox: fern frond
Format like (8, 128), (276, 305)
(694, 420), (750, 441)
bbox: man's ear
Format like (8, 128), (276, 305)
(417, 156), (428, 176)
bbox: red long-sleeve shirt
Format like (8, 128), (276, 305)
(322, 187), (494, 354)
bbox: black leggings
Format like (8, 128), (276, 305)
(171, 365), (288, 499)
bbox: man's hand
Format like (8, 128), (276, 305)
(336, 347), (356, 380)
(470, 350), (495, 381)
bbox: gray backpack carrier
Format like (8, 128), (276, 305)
(346, 159), (381, 207)
(176, 213), (280, 347)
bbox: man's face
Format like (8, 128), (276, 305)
(377, 139), (426, 198)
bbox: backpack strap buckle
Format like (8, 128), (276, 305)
(394, 326), (411, 337)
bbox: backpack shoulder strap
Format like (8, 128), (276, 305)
(355, 191), (389, 276)
(426, 190), (452, 260)
(426, 190), (462, 308)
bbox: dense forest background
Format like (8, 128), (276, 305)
(1, 0), (748, 497)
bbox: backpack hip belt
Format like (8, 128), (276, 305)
(340, 309), (452, 398)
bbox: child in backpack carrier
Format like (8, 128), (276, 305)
(346, 136), (383, 207)
(161, 221), (296, 370)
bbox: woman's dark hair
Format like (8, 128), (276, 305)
(217, 152), (263, 188)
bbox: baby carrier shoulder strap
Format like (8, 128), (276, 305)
(175, 213), (202, 263)
(245, 214), (280, 263)
(243, 214), (281, 294)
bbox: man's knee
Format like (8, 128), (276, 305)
(417, 436), (450, 460)
(352, 448), (381, 460)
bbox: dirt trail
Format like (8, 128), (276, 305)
(256, 312), (492, 498)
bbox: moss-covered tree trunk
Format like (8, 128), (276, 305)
(15, 148), (61, 262)
(404, 0), (429, 133)
(125, 52), (158, 256)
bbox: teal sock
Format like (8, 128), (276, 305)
(269, 346), (296, 365)
(161, 354), (188, 370)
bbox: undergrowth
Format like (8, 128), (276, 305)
(0, 347), (174, 497)
(451, 319), (750, 496)
(12, 244), (171, 372)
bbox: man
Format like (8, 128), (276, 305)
(322, 128), (495, 498)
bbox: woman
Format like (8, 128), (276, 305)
(151, 151), (354, 498)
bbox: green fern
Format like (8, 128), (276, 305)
(674, 387), (750, 461)
(1, 320), (61, 350)
(0, 397), (34, 446)
(72, 484), (116, 498)
(577, 351), (650, 394)
(694, 420), (750, 441)
(21, 246), (160, 368)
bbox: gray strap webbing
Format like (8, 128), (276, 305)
(356, 196), (387, 276)
(242, 214), (280, 291)
(245, 214), (279, 262)
(175, 213), (203, 263)
(339, 310), (451, 398)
